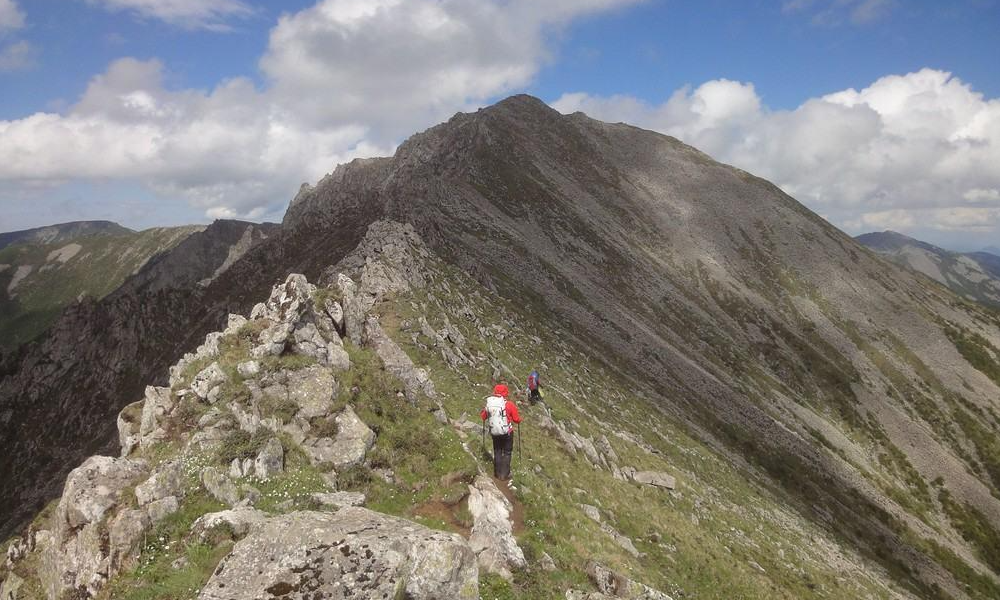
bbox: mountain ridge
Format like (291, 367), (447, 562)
(2, 95), (1000, 598)
(856, 230), (1000, 307)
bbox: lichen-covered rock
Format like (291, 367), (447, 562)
(310, 491), (365, 509)
(330, 406), (376, 470)
(190, 507), (267, 541)
(364, 317), (436, 400)
(586, 560), (674, 599)
(134, 460), (184, 506)
(191, 363), (228, 401)
(286, 365), (337, 419)
(468, 475), (526, 580)
(236, 360), (260, 378)
(116, 400), (142, 457)
(57, 456), (146, 535)
(201, 467), (241, 506)
(251, 321), (294, 357)
(580, 503), (601, 522)
(632, 471), (676, 490)
(302, 437), (337, 467)
(254, 437), (284, 480)
(253, 273), (315, 324)
(0, 572), (24, 600)
(139, 386), (176, 448)
(108, 508), (151, 572)
(147, 496), (180, 523)
(198, 509), (478, 600)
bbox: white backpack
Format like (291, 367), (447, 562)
(485, 395), (509, 436)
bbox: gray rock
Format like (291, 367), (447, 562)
(224, 313), (248, 335)
(330, 406), (376, 470)
(337, 274), (365, 346)
(324, 298), (345, 335)
(190, 507), (267, 540)
(302, 437), (337, 467)
(116, 400), (142, 457)
(310, 491), (365, 508)
(597, 435), (620, 464)
(468, 475), (526, 580)
(254, 437), (284, 480)
(586, 560), (674, 599)
(201, 467), (241, 506)
(139, 386), (176, 448)
(146, 496), (180, 523)
(364, 316), (436, 400)
(229, 458), (243, 479)
(540, 551), (557, 572)
(191, 363), (227, 401)
(633, 471), (676, 490)
(236, 360), (260, 378)
(135, 461), (184, 506)
(580, 503), (601, 522)
(251, 321), (294, 358)
(57, 456), (146, 534)
(107, 508), (149, 571)
(197, 508), (478, 600)
(254, 273), (315, 324)
(286, 365), (337, 419)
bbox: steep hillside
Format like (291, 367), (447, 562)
(0, 220), (276, 541)
(0, 222), (920, 600)
(857, 230), (1000, 307)
(3, 95), (1000, 599)
(0, 225), (205, 349)
(0, 221), (133, 251)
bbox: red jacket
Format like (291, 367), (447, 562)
(481, 399), (521, 430)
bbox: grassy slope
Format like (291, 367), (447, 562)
(0, 227), (201, 349)
(6, 251), (999, 599)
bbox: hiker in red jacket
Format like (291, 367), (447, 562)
(481, 383), (521, 481)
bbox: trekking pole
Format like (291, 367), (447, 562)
(481, 419), (486, 458)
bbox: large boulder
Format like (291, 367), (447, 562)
(467, 475), (526, 580)
(330, 406), (376, 470)
(108, 508), (151, 572)
(198, 508), (478, 600)
(632, 471), (676, 490)
(57, 456), (146, 536)
(286, 366), (337, 419)
(43, 456), (146, 598)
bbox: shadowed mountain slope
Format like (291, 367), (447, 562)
(2, 96), (1000, 598)
(0, 225), (205, 349)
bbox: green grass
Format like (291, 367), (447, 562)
(945, 324), (1000, 387)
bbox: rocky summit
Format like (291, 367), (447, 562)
(2, 95), (1000, 599)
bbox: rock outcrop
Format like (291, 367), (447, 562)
(198, 509), (478, 600)
(467, 475), (526, 580)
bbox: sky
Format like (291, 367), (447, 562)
(0, 0), (998, 251)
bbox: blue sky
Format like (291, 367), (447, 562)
(1, 0), (999, 250)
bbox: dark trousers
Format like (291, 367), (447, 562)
(492, 433), (514, 480)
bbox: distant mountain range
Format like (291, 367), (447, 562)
(0, 220), (133, 251)
(856, 230), (1000, 307)
(0, 220), (271, 350)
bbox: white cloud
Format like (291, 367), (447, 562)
(552, 68), (1000, 238)
(0, 0), (643, 222)
(782, 0), (896, 26)
(82, 0), (254, 31)
(0, 39), (33, 71)
(0, 0), (24, 33)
